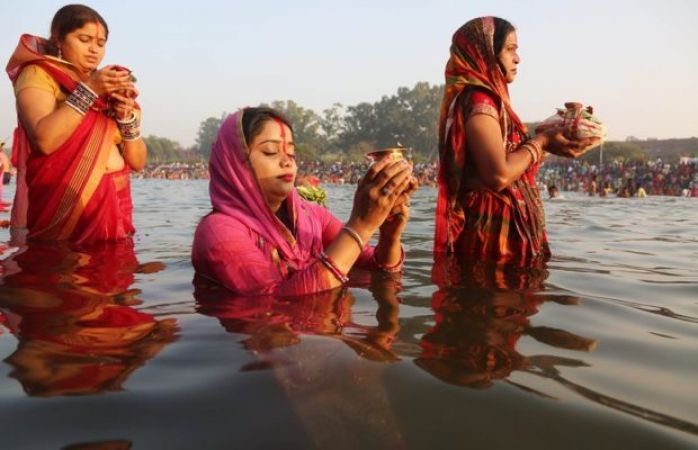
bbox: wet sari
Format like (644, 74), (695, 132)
(6, 34), (134, 244)
(192, 110), (402, 296)
(434, 17), (550, 265)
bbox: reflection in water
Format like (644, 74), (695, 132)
(62, 440), (132, 450)
(194, 273), (405, 449)
(421, 257), (595, 388)
(0, 239), (178, 397)
(426, 256), (698, 436)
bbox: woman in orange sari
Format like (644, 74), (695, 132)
(434, 17), (599, 265)
(6, 4), (146, 244)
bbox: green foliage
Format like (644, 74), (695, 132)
(184, 85), (691, 165)
(339, 83), (443, 160)
(195, 115), (224, 157)
(143, 135), (186, 162)
(265, 100), (323, 160)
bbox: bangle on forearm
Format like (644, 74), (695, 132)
(522, 143), (538, 164)
(342, 225), (365, 251)
(319, 251), (349, 283)
(65, 82), (98, 116)
(117, 112), (141, 141)
(521, 139), (543, 165)
(374, 246), (404, 273)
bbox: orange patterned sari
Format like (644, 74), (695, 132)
(434, 17), (549, 265)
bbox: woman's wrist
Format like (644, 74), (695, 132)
(117, 112), (141, 141)
(378, 226), (402, 244)
(532, 133), (549, 152)
(345, 217), (375, 246)
(65, 82), (98, 116)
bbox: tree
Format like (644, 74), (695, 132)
(319, 103), (344, 152)
(143, 135), (184, 162)
(339, 83), (443, 160)
(340, 102), (378, 151)
(264, 100), (324, 160)
(195, 115), (224, 158)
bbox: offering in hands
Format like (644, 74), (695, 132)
(113, 64), (137, 82)
(537, 102), (607, 141)
(365, 146), (412, 165)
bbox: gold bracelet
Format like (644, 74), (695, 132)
(528, 139), (543, 161)
(342, 225), (364, 251)
(522, 143), (538, 164)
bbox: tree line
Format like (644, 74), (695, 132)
(146, 82), (444, 163)
(144, 81), (695, 164)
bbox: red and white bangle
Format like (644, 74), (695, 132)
(65, 82), (98, 116)
(117, 112), (141, 141)
(374, 246), (405, 273)
(319, 251), (349, 283)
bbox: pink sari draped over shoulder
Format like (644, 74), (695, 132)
(191, 111), (397, 296)
(6, 35), (134, 244)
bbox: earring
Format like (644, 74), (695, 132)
(58, 48), (63, 59)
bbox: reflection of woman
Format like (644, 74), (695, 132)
(192, 107), (417, 295)
(422, 260), (596, 388)
(0, 240), (176, 397)
(194, 278), (405, 448)
(434, 17), (599, 264)
(6, 4), (146, 243)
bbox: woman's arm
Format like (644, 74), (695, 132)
(16, 66), (134, 155)
(465, 87), (600, 192)
(316, 178), (415, 273)
(111, 91), (147, 171)
(194, 218), (347, 296)
(321, 158), (412, 283)
(17, 87), (84, 154)
(465, 113), (542, 192)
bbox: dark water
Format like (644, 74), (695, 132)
(0, 180), (696, 450)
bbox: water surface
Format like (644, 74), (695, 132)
(0, 180), (696, 449)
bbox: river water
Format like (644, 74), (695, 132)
(0, 180), (696, 449)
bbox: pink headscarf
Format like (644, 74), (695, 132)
(208, 110), (319, 270)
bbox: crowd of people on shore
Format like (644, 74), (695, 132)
(540, 158), (698, 198)
(134, 158), (698, 197)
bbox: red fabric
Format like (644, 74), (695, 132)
(0, 239), (176, 396)
(434, 18), (549, 265)
(6, 35), (134, 243)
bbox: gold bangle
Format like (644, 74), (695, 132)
(528, 139), (543, 161)
(522, 143), (538, 164)
(342, 225), (364, 251)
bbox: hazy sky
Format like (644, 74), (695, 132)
(1, 0), (697, 147)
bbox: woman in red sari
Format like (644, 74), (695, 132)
(6, 4), (146, 244)
(434, 17), (599, 265)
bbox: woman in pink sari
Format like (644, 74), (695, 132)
(7, 5), (145, 243)
(192, 107), (418, 296)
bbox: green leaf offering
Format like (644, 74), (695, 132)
(296, 184), (327, 207)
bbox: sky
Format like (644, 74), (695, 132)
(1, 0), (697, 148)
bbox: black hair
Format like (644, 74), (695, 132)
(493, 17), (515, 57)
(241, 107), (293, 146)
(46, 4), (109, 56)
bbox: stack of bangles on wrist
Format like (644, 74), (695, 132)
(342, 225), (364, 251)
(117, 113), (141, 141)
(65, 82), (98, 116)
(319, 251), (349, 283)
(521, 139), (543, 165)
